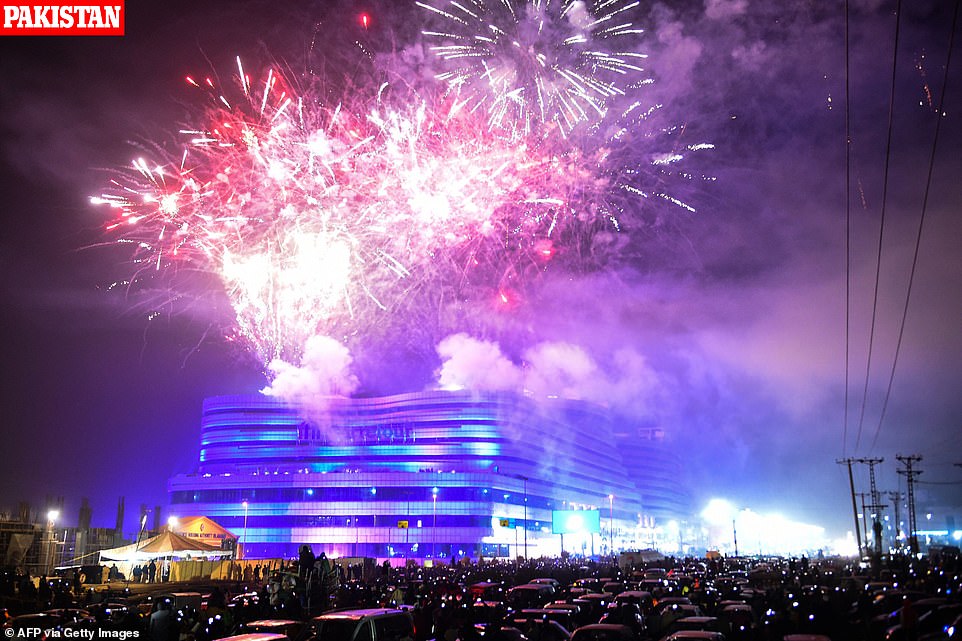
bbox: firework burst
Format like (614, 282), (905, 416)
(93, 5), (713, 372)
(93, 61), (617, 367)
(418, 0), (648, 137)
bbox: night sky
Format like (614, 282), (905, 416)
(1, 0), (960, 541)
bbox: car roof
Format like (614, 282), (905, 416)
(314, 608), (406, 621)
(512, 583), (554, 590)
(574, 624), (631, 630)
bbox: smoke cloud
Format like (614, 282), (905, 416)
(433, 333), (661, 416)
(436, 333), (523, 392)
(261, 334), (359, 405)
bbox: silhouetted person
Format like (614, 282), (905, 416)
(148, 560), (157, 583)
(148, 600), (178, 641)
(299, 545), (315, 579)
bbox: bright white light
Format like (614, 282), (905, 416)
(702, 499), (735, 525)
(47, 510), (60, 523)
(167, 515), (179, 529)
(700, 498), (836, 555)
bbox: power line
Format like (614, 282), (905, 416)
(843, 0), (853, 455)
(871, 0), (960, 448)
(855, 0), (902, 450)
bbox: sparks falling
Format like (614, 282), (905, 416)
(93, 63), (616, 367)
(418, 0), (648, 137)
(93, 8), (711, 374)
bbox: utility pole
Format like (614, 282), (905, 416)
(856, 458), (886, 567)
(857, 492), (871, 556)
(732, 519), (739, 557)
(837, 458), (863, 558)
(887, 491), (903, 553)
(896, 454), (923, 555)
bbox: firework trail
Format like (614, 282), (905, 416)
(417, 0), (648, 137)
(417, 0), (713, 257)
(93, 5), (713, 372)
(92, 61), (613, 367)
(94, 64), (396, 365)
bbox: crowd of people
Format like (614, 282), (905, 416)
(1, 549), (959, 640)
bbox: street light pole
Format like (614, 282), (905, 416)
(241, 501), (249, 560)
(45, 510), (59, 577)
(370, 487), (377, 559)
(608, 495), (614, 556)
(522, 477), (528, 560)
(432, 487), (439, 560)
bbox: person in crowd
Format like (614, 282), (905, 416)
(299, 545), (315, 579)
(147, 599), (178, 641)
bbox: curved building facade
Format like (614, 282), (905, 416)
(168, 391), (689, 559)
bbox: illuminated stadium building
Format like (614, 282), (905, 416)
(167, 391), (690, 559)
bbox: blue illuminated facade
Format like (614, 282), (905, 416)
(168, 391), (689, 559)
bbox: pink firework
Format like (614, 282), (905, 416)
(93, 60), (606, 367)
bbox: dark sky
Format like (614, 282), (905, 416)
(1, 0), (960, 543)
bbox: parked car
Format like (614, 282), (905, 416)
(213, 634), (288, 641)
(311, 608), (414, 641)
(243, 619), (310, 641)
(508, 584), (557, 609)
(507, 617), (572, 641)
(569, 623), (636, 641)
(658, 632), (725, 641)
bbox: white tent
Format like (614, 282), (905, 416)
(99, 530), (229, 562)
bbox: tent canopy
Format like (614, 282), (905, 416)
(171, 515), (237, 542)
(99, 530), (228, 562)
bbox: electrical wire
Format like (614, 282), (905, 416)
(843, 0), (852, 456)
(871, 0), (961, 449)
(855, 0), (902, 450)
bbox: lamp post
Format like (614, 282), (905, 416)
(522, 476), (528, 560)
(241, 501), (249, 560)
(608, 495), (614, 556)
(432, 487), (439, 560)
(45, 510), (59, 577)
(370, 488), (377, 558)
